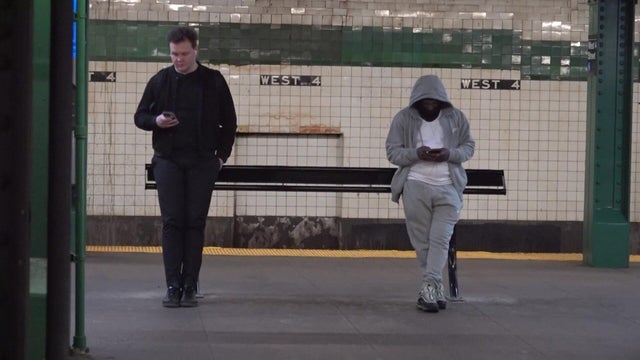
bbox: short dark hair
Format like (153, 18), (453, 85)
(167, 26), (198, 48)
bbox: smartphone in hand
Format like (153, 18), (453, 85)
(162, 111), (176, 119)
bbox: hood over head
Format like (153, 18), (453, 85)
(409, 75), (452, 108)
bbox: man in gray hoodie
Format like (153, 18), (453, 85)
(386, 75), (475, 312)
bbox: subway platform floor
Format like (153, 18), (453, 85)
(76, 248), (640, 360)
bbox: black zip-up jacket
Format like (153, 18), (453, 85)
(134, 63), (237, 162)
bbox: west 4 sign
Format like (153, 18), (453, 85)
(260, 75), (321, 86)
(461, 79), (521, 90)
(89, 71), (116, 82)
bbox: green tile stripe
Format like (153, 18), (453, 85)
(88, 20), (638, 81)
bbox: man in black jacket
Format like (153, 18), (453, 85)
(135, 26), (237, 308)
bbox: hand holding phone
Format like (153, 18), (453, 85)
(157, 111), (179, 128)
(417, 146), (431, 160)
(426, 148), (449, 162)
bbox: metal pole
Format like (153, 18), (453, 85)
(72, 0), (88, 353)
(447, 226), (461, 301)
(47, 0), (73, 357)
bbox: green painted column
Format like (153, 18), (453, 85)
(72, 0), (89, 353)
(583, 0), (634, 267)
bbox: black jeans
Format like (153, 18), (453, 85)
(152, 154), (219, 289)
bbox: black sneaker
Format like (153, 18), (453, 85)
(162, 286), (181, 308)
(180, 286), (198, 307)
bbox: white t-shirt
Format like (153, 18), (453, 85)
(408, 116), (452, 185)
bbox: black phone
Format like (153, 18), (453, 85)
(162, 111), (176, 119)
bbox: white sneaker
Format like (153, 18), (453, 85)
(435, 282), (447, 310)
(416, 283), (439, 313)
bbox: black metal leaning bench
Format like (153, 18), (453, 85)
(145, 164), (506, 300)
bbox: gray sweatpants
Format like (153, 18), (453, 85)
(402, 180), (462, 289)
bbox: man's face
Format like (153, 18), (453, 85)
(170, 40), (198, 74)
(416, 99), (441, 121)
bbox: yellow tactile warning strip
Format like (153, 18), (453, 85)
(85, 246), (640, 262)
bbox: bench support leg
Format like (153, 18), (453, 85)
(447, 226), (463, 302)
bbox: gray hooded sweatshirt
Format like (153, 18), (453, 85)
(385, 75), (475, 203)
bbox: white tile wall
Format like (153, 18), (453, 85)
(86, 0), (640, 223)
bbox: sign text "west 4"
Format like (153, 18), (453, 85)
(260, 75), (321, 86)
(89, 71), (116, 82)
(460, 79), (520, 90)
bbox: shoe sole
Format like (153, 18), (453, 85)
(416, 303), (439, 313)
(180, 301), (198, 308)
(437, 301), (447, 310)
